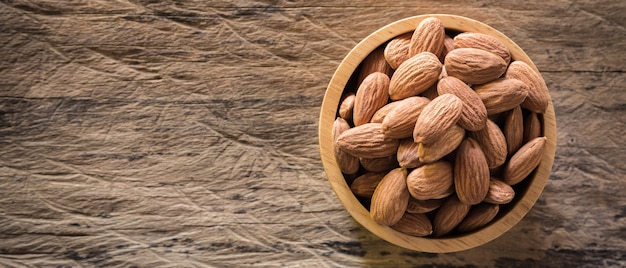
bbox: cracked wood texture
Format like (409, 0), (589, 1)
(0, 0), (624, 267)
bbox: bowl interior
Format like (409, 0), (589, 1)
(318, 14), (557, 253)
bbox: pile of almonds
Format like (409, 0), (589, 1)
(333, 17), (549, 237)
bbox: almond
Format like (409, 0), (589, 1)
(504, 106), (524, 156)
(418, 124), (465, 163)
(391, 212), (433, 237)
(523, 112), (542, 143)
(413, 94), (463, 144)
(357, 46), (394, 85)
(353, 72), (390, 126)
(454, 32), (511, 64)
(338, 93), (356, 121)
(444, 47), (507, 85)
(350, 172), (386, 198)
(396, 138), (424, 169)
(505, 61), (550, 113)
(487, 111), (507, 126)
(484, 178), (515, 204)
(432, 195), (471, 237)
(456, 203), (500, 233)
(382, 96), (430, 139)
(370, 168), (410, 226)
(502, 136), (547, 185)
(409, 17), (446, 58)
(468, 119), (507, 168)
(336, 123), (399, 158)
(440, 34), (455, 61)
(437, 76), (488, 131)
(332, 117), (360, 174)
(421, 83), (440, 100)
(343, 173), (360, 186)
(370, 101), (401, 123)
(406, 161), (455, 200)
(406, 198), (444, 214)
(389, 52), (442, 100)
(384, 32), (412, 69)
(474, 78), (529, 115)
(454, 138), (490, 205)
(360, 155), (398, 172)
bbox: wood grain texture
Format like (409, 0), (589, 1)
(0, 0), (624, 267)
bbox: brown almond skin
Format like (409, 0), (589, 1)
(503, 136), (547, 185)
(336, 123), (400, 158)
(360, 155), (398, 173)
(358, 46), (394, 85)
(432, 195), (471, 237)
(413, 94), (464, 144)
(350, 172), (386, 198)
(382, 96), (430, 139)
(523, 112), (542, 143)
(437, 76), (488, 131)
(468, 119), (508, 168)
(354, 72), (390, 126)
(440, 35), (455, 61)
(391, 212), (433, 237)
(505, 61), (550, 113)
(454, 32), (512, 64)
(504, 106), (524, 156)
(409, 17), (446, 58)
(406, 198), (444, 214)
(339, 93), (356, 121)
(474, 78), (529, 115)
(444, 47), (507, 85)
(397, 138), (424, 169)
(370, 101), (401, 123)
(384, 32), (412, 69)
(389, 52), (442, 101)
(454, 138), (490, 205)
(421, 83), (440, 100)
(456, 203), (500, 233)
(418, 124), (465, 163)
(484, 178), (515, 204)
(487, 111), (507, 126)
(407, 161), (454, 200)
(332, 117), (360, 174)
(370, 168), (410, 226)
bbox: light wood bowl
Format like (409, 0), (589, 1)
(318, 14), (557, 253)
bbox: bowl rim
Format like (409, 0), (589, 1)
(318, 14), (557, 253)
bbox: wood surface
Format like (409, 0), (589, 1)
(1, 0), (624, 267)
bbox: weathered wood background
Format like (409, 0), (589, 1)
(1, 0), (624, 267)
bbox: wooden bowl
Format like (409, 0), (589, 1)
(318, 14), (557, 253)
